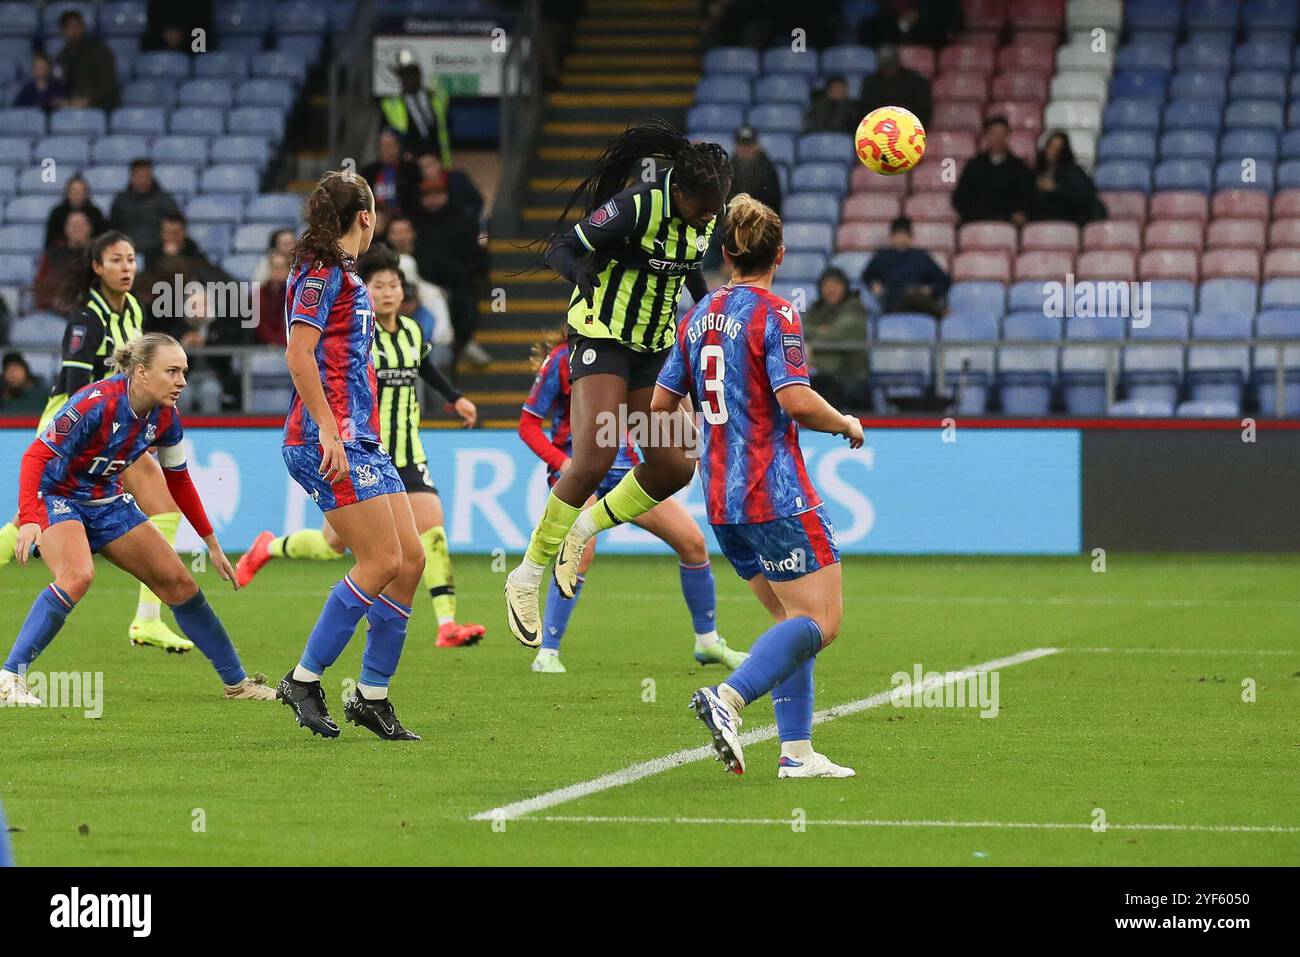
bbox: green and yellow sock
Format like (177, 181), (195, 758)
(420, 525), (456, 625)
(269, 529), (345, 561)
(0, 521), (18, 566)
(136, 511), (181, 621)
(573, 469), (662, 541)
(523, 492), (582, 569)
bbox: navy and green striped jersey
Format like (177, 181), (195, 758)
(52, 288), (145, 398)
(372, 314), (462, 469)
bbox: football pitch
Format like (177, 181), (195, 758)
(2, 552), (1297, 867)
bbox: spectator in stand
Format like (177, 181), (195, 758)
(387, 215), (453, 354)
(379, 61), (452, 168)
(803, 75), (860, 134)
(952, 116), (1033, 225)
(56, 9), (120, 110)
(142, 1), (213, 53)
(416, 152), (484, 225)
(255, 250), (291, 347)
(363, 129), (422, 218)
(858, 44), (932, 129)
(251, 228), (295, 283)
(0, 353), (47, 414)
(109, 159), (182, 261)
(44, 175), (108, 251)
(862, 216), (950, 317)
(1029, 130), (1105, 226)
(12, 52), (66, 110)
(728, 125), (782, 216)
(33, 210), (94, 311)
(804, 266), (871, 409)
(412, 173), (491, 365)
(858, 0), (965, 49)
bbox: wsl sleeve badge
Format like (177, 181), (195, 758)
(589, 200), (619, 227)
(54, 406), (81, 436)
(299, 276), (326, 308)
(782, 333), (806, 369)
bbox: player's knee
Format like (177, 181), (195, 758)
(676, 528), (708, 564)
(368, 552), (403, 587)
(401, 541), (425, 581)
(812, 609), (841, 647)
(156, 568), (198, 607)
(60, 564), (95, 602)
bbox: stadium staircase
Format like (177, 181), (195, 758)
(465, 0), (701, 427)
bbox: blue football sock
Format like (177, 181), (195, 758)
(359, 594), (411, 688)
(3, 584), (74, 674)
(772, 656), (815, 742)
(171, 590), (245, 685)
(301, 575), (373, 676)
(723, 616), (823, 706)
(678, 561), (717, 635)
(0, 801), (12, 867)
(542, 575), (583, 651)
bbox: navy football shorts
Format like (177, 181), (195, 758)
(283, 440), (404, 513)
(711, 504), (840, 582)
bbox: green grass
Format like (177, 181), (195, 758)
(2, 553), (1298, 866)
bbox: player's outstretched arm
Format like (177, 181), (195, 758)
(776, 384), (864, 448)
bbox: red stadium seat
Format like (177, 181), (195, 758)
(925, 130), (978, 161)
(1200, 249), (1260, 281)
(930, 249), (952, 273)
(952, 250), (1012, 281)
(1263, 248), (1300, 277)
(996, 44), (1055, 73)
(958, 220), (1018, 251)
(990, 72), (1051, 102)
(836, 222), (890, 250)
(1008, 0), (1065, 30)
(1139, 249), (1199, 282)
(1267, 218), (1300, 248)
(1076, 250), (1137, 281)
(1021, 220), (1080, 251)
(932, 72), (990, 103)
(1014, 250), (1074, 280)
(1271, 190), (1300, 219)
(985, 100), (1044, 135)
(1149, 191), (1208, 222)
(1206, 218), (1266, 251)
(851, 165), (910, 193)
(931, 101), (985, 132)
(912, 221), (956, 253)
(1098, 191), (1148, 224)
(963, 0), (1009, 32)
(938, 45), (996, 74)
(1144, 219), (1205, 251)
(1009, 130), (1039, 159)
(909, 161), (959, 193)
(842, 193), (902, 223)
(1211, 190), (1270, 221)
(1082, 220), (1141, 251)
(898, 45), (936, 76)
(903, 192), (959, 223)
(959, 31), (1001, 47)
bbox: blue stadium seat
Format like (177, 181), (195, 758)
(1095, 161), (1154, 192)
(245, 193), (302, 222)
(1175, 40), (1232, 72)
(747, 104), (803, 134)
(1154, 159), (1212, 191)
(798, 132), (853, 162)
(1066, 316), (1125, 340)
(1187, 345), (1249, 404)
(122, 77), (177, 107)
(1176, 398), (1240, 416)
(1191, 311), (1252, 338)
(1224, 99), (1285, 131)
(0, 254), (35, 285)
(1060, 345), (1112, 414)
(1199, 278), (1258, 314)
(759, 132), (795, 166)
(822, 46), (875, 76)
(1242, 0), (1298, 32)
(3, 195), (60, 224)
(762, 48), (819, 76)
(778, 251), (828, 282)
(237, 78), (294, 110)
(49, 109), (106, 136)
(1215, 158), (1274, 190)
(0, 137), (31, 165)
(233, 222), (280, 253)
(0, 109), (46, 137)
(43, 2), (97, 33)
(1124, 0), (1174, 31)
(695, 76), (751, 105)
(101, 1), (148, 36)
(1279, 130), (1300, 159)
(152, 164), (198, 197)
(1253, 312), (1300, 414)
(1007, 282), (1050, 314)
(947, 282), (1005, 318)
(1163, 100), (1223, 132)
(216, 1), (272, 36)
(1102, 131), (1158, 161)
(783, 222), (834, 254)
(941, 318), (996, 413)
(210, 136), (270, 169)
(997, 345), (1057, 414)
(0, 167), (15, 197)
(201, 164), (259, 196)
(180, 79), (235, 108)
(1109, 70), (1168, 101)
(218, 253), (262, 282)
(275, 35), (323, 63)
(782, 193), (840, 223)
(1122, 344), (1184, 405)
(1168, 71), (1227, 102)
(152, 136), (209, 165)
(0, 224), (42, 255)
(1130, 308), (1190, 340)
(169, 107), (225, 135)
(1110, 396), (1176, 416)
(703, 48), (760, 76)
(1147, 280), (1197, 314)
(111, 107), (166, 135)
(219, 35), (266, 57)
(0, 3), (38, 35)
(35, 135), (90, 166)
(274, 0), (330, 34)
(687, 104), (744, 132)
(1219, 128), (1278, 162)
(829, 251), (870, 282)
(1185, 0), (1241, 31)
(1159, 130), (1216, 161)
(187, 195), (246, 225)
(1103, 99), (1161, 130)
(1260, 278), (1300, 310)
(7, 311), (66, 346)
(105, 36), (140, 71)
(754, 74), (811, 105)
(1228, 71), (1287, 101)
(791, 163), (848, 194)
(194, 52), (250, 80)
(135, 51), (190, 80)
(83, 166), (128, 196)
(1116, 34), (1175, 71)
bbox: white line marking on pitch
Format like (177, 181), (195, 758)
(526, 816), (1300, 834)
(1071, 647), (1295, 657)
(469, 647), (1059, 822)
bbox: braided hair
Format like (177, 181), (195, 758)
(544, 117), (732, 249)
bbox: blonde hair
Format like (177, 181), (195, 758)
(112, 332), (182, 377)
(722, 193), (783, 275)
(530, 325), (567, 372)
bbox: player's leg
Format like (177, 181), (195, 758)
(506, 370), (624, 645)
(0, 520), (93, 705)
(341, 491), (422, 741)
(120, 453), (192, 652)
(630, 496), (746, 669)
(235, 520), (346, 587)
(554, 385), (695, 597)
(99, 516), (275, 700)
(0, 396), (66, 567)
(416, 488), (485, 648)
(534, 494), (598, 674)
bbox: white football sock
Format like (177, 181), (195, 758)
(536, 648), (559, 658)
(437, 614), (455, 626)
(781, 739), (815, 761)
(694, 630), (719, 648)
(569, 509), (599, 543)
(292, 664), (321, 683)
(134, 601), (161, 622)
(357, 682), (387, 700)
(717, 683), (745, 713)
(512, 558), (546, 588)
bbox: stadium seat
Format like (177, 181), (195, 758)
(195, 52), (251, 80)
(931, 102), (985, 133)
(703, 48), (760, 75)
(957, 222), (1017, 253)
(136, 51), (190, 80)
(1060, 344), (1113, 414)
(1176, 398), (1241, 416)
(1272, 190), (1300, 219)
(246, 193), (303, 222)
(1149, 191), (1209, 221)
(997, 42), (1055, 74)
(746, 104), (802, 134)
(829, 251), (870, 282)
(1279, 160), (1300, 189)
(1140, 249), (1199, 281)
(49, 109), (106, 136)
(190, 222), (233, 257)
(1145, 219), (1204, 250)
(237, 79), (295, 111)
(1261, 277), (1300, 308)
(902, 193), (957, 224)
(122, 77), (177, 107)
(1201, 248), (1260, 280)
(187, 195), (246, 225)
(1228, 72), (1288, 101)
(170, 107), (225, 135)
(1108, 70), (1167, 101)
(906, 163), (955, 194)
(228, 108), (285, 142)
(0, 224), (42, 255)
(1051, 72), (1108, 103)
(1253, 314), (1300, 414)
(1110, 396), (1176, 416)
(1206, 219), (1265, 251)
(897, 46), (936, 76)
(946, 282), (1005, 318)
(951, 251), (1011, 282)
(1159, 130), (1217, 162)
(939, 44), (995, 74)
(1148, 279), (1198, 314)
(1095, 161), (1152, 192)
(783, 193), (840, 224)
(798, 132), (853, 163)
(1130, 309), (1190, 340)
(1168, 72), (1228, 104)
(1020, 221), (1079, 252)
(1103, 98), (1161, 131)
(1122, 344), (1184, 405)
(990, 72), (1049, 102)
(1192, 311), (1253, 339)
(1067, 314), (1125, 341)
(1097, 190), (1147, 223)
(1117, 37), (1175, 72)
(836, 222), (889, 251)
(761, 48), (818, 76)
(753, 74), (810, 106)
(784, 222), (834, 255)
(778, 252), (827, 282)
(1267, 218), (1300, 247)
(83, 166), (128, 195)
(0, 137), (31, 165)
(1163, 100), (1222, 133)
(109, 107), (164, 135)
(1082, 220), (1141, 251)
(838, 193), (896, 224)
(1223, 99), (1285, 132)
(821, 46), (875, 76)
(1187, 345), (1250, 404)
(1199, 277), (1259, 315)
(1014, 250), (1073, 281)
(251, 52), (308, 85)
(1242, 0), (1298, 31)
(790, 163), (847, 195)
(1076, 250), (1136, 281)
(1102, 131), (1157, 161)
(0, 254), (36, 285)
(1154, 160), (1212, 192)
(3, 195), (60, 224)
(695, 76), (751, 105)
(152, 136), (209, 166)
(933, 72), (990, 103)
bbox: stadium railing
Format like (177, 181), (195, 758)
(494, 0), (543, 235)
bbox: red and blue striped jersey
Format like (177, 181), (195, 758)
(282, 260), (380, 448)
(523, 342), (640, 473)
(37, 374), (183, 500)
(657, 283), (821, 525)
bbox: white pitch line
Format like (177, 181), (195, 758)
(1072, 647), (1296, 657)
(527, 815), (1300, 834)
(469, 647), (1059, 822)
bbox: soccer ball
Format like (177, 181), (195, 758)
(855, 106), (927, 175)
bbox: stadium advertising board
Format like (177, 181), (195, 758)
(372, 17), (510, 96)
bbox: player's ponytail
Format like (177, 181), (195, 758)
(722, 193), (783, 277)
(290, 170), (373, 271)
(529, 324), (567, 372)
(112, 332), (181, 377)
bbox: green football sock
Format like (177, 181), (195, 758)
(420, 525), (456, 624)
(136, 512), (181, 620)
(576, 469), (662, 540)
(523, 492), (582, 567)
(0, 521), (18, 565)
(270, 529), (345, 561)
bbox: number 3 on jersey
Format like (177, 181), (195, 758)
(700, 343), (729, 424)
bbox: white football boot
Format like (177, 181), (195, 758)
(0, 670), (42, 706)
(690, 686), (745, 774)
(777, 752), (856, 779)
(504, 568), (542, 647)
(223, 673), (278, 701)
(551, 528), (585, 600)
